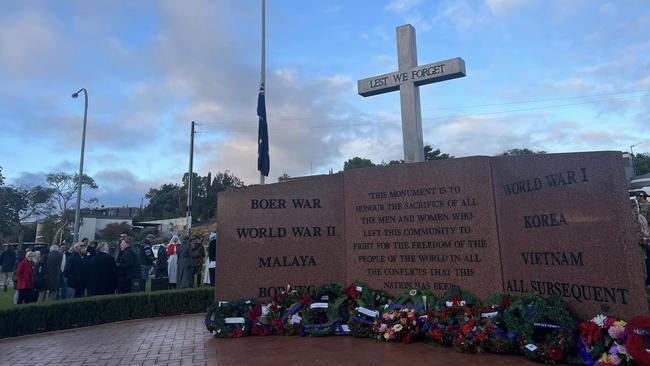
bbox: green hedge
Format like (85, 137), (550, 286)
(0, 288), (213, 338)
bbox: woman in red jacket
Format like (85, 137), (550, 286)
(15, 251), (35, 304)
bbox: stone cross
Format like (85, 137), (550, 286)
(357, 24), (466, 163)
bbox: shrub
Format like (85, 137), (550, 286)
(0, 288), (213, 338)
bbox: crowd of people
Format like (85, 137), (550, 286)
(0, 231), (218, 304)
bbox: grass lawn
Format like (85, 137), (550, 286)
(0, 288), (15, 310)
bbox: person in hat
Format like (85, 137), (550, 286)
(176, 235), (193, 289)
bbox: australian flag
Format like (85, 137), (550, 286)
(257, 82), (270, 176)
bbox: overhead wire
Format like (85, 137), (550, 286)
(196, 91), (649, 133)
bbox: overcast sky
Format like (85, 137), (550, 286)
(1, 0), (649, 207)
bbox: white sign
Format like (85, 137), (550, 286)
(310, 302), (329, 309)
(356, 307), (379, 318)
(224, 317), (245, 324)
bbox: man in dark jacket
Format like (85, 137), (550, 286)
(64, 242), (89, 298)
(87, 243), (117, 296)
(138, 235), (155, 288)
(155, 244), (168, 279)
(44, 245), (62, 299)
(0, 246), (17, 292)
(116, 239), (139, 293)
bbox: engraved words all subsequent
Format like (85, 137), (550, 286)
(351, 184), (488, 292)
(499, 166), (629, 308)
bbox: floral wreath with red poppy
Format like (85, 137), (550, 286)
(504, 293), (576, 364)
(205, 299), (255, 338)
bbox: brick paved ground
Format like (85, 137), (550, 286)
(0, 314), (538, 366)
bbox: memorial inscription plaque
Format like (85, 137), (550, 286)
(344, 157), (503, 299)
(215, 174), (346, 300)
(215, 151), (648, 319)
(491, 151), (647, 319)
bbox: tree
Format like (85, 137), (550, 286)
(45, 172), (98, 245)
(140, 183), (183, 221)
(633, 152), (650, 176)
(98, 222), (132, 241)
(344, 157), (375, 170)
(0, 184), (54, 245)
(424, 145), (454, 160)
(138, 170), (245, 223)
(499, 148), (547, 156)
(0, 166), (4, 186)
(277, 173), (291, 182)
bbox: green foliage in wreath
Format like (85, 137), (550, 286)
(478, 292), (519, 353)
(310, 283), (343, 303)
(504, 293), (577, 364)
(205, 299), (256, 338)
(436, 286), (480, 308)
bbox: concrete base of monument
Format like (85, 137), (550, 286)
(212, 336), (538, 365)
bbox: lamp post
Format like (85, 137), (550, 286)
(631, 142), (642, 177)
(71, 88), (88, 244)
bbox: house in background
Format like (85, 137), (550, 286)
(36, 206), (142, 242)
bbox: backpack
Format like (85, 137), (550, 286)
(143, 245), (155, 261)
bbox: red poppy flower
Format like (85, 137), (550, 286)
(431, 329), (443, 341)
(300, 295), (313, 305)
(502, 296), (511, 309)
(547, 348), (564, 362)
(344, 285), (359, 299)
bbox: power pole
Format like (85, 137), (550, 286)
(186, 121), (196, 236)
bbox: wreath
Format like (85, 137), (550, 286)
(310, 283), (343, 303)
(295, 283), (343, 337)
(301, 300), (338, 337)
(625, 316), (650, 366)
(479, 292), (518, 354)
(504, 293), (577, 364)
(205, 300), (255, 338)
(333, 281), (386, 338)
(267, 285), (308, 335)
(426, 287), (480, 349)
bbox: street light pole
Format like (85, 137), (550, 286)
(72, 88), (88, 244)
(631, 142), (642, 177)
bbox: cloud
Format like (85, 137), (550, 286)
(485, 0), (535, 15)
(432, 0), (488, 28)
(385, 0), (423, 13)
(92, 169), (166, 207)
(0, 9), (69, 76)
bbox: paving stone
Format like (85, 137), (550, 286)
(0, 313), (542, 365)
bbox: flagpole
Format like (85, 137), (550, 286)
(259, 0), (266, 185)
